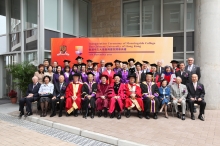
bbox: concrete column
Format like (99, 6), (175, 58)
(195, 0), (220, 109)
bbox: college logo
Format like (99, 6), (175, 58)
(75, 46), (83, 55)
(57, 45), (70, 56)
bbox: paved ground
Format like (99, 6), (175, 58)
(0, 98), (10, 105)
(6, 103), (220, 146)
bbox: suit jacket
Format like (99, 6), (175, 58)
(53, 82), (67, 98)
(26, 83), (41, 99)
(99, 67), (106, 74)
(81, 82), (98, 98)
(175, 70), (190, 85)
(157, 67), (165, 75)
(185, 64), (201, 80)
(170, 83), (188, 100)
(140, 82), (159, 98)
(186, 82), (205, 100)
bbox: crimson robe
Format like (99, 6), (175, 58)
(102, 70), (115, 84)
(125, 83), (144, 111)
(65, 82), (83, 113)
(108, 83), (126, 113)
(96, 83), (111, 110)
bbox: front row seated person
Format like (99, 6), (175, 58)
(19, 76), (41, 118)
(170, 77), (188, 120)
(50, 75), (67, 117)
(38, 75), (54, 117)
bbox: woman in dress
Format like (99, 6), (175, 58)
(38, 75), (54, 117)
(34, 64), (44, 84)
(63, 65), (71, 84)
(161, 66), (176, 86)
(158, 79), (170, 118)
(44, 65), (54, 83)
(92, 62), (100, 83)
(53, 65), (64, 84)
(80, 63), (88, 83)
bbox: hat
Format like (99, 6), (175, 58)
(170, 60), (179, 64)
(146, 72), (153, 76)
(105, 62), (113, 67)
(73, 64), (78, 67)
(69, 73), (81, 81)
(99, 74), (108, 80)
(128, 73), (136, 79)
(87, 59), (93, 63)
(114, 60), (121, 63)
(80, 63), (86, 67)
(142, 61), (149, 64)
(128, 58), (135, 62)
(63, 60), (71, 63)
(150, 63), (157, 68)
(122, 61), (128, 65)
(134, 61), (142, 67)
(129, 68), (135, 74)
(114, 74), (122, 78)
(75, 56), (83, 60)
(87, 72), (95, 76)
(92, 62), (99, 66)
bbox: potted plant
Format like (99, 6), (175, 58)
(6, 61), (37, 99)
(8, 90), (17, 103)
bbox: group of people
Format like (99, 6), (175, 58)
(18, 56), (206, 121)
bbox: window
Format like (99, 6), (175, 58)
(0, 0), (6, 35)
(0, 36), (7, 54)
(79, 0), (88, 37)
(45, 29), (60, 50)
(164, 33), (184, 52)
(24, 0), (38, 29)
(11, 0), (21, 33)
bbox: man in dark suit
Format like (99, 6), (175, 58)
(50, 75), (67, 117)
(157, 60), (165, 75)
(52, 61), (58, 73)
(19, 76), (41, 118)
(175, 62), (190, 85)
(99, 59), (106, 74)
(185, 58), (201, 81)
(186, 74), (206, 121)
(43, 59), (49, 72)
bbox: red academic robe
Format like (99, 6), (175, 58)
(96, 83), (111, 110)
(108, 83), (126, 113)
(125, 83), (144, 111)
(65, 82), (83, 113)
(102, 70), (115, 84)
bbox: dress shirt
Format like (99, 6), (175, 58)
(38, 83), (54, 94)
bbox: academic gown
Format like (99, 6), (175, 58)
(108, 83), (126, 113)
(96, 83), (111, 110)
(81, 72), (88, 83)
(102, 70), (115, 84)
(113, 68), (122, 74)
(53, 73), (62, 84)
(65, 82), (83, 114)
(152, 72), (161, 87)
(119, 70), (129, 84)
(64, 72), (70, 84)
(93, 71), (101, 83)
(124, 83), (144, 111)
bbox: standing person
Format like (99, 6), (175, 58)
(38, 76), (54, 117)
(161, 66), (176, 86)
(170, 60), (180, 73)
(63, 66), (71, 84)
(71, 64), (78, 75)
(134, 62), (142, 84)
(50, 75), (67, 117)
(113, 60), (122, 74)
(156, 60), (165, 75)
(80, 63), (88, 83)
(128, 58), (136, 69)
(108, 74), (126, 119)
(75, 56), (83, 71)
(185, 58), (201, 81)
(99, 60), (106, 74)
(44, 65), (54, 83)
(186, 74), (206, 121)
(53, 65), (64, 84)
(63, 60), (71, 68)
(96, 75), (111, 118)
(140, 72), (159, 119)
(158, 80), (170, 118)
(124, 72), (144, 118)
(102, 62), (115, 84)
(65, 73), (83, 117)
(120, 61), (129, 83)
(81, 72), (97, 119)
(43, 59), (49, 72)
(141, 61), (150, 82)
(18, 76), (41, 118)
(150, 63), (161, 87)
(92, 62), (101, 83)
(87, 59), (93, 71)
(171, 77), (188, 120)
(175, 62), (190, 85)
(52, 61), (58, 73)
(34, 64), (45, 84)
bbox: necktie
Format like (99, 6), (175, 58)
(33, 84), (36, 90)
(178, 84), (179, 89)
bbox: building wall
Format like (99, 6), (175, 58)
(91, 0), (121, 37)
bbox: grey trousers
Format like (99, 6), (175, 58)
(173, 99), (186, 114)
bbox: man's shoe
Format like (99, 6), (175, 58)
(191, 114), (195, 120)
(104, 109), (108, 118)
(50, 112), (56, 117)
(58, 112), (62, 117)
(138, 111), (143, 119)
(182, 115), (185, 120)
(117, 113), (121, 119)
(90, 113), (94, 119)
(110, 113), (114, 119)
(125, 110), (130, 118)
(177, 112), (181, 118)
(18, 112), (24, 118)
(198, 115), (204, 121)
(153, 114), (158, 119)
(98, 111), (102, 117)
